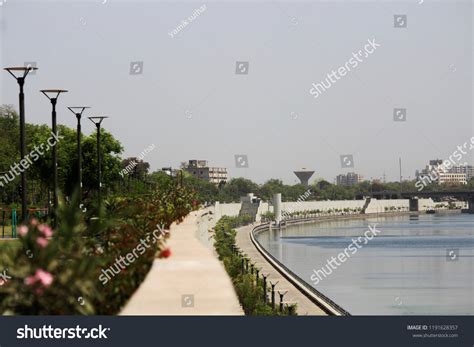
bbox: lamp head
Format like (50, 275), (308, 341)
(88, 116), (108, 126)
(4, 66), (38, 79)
(68, 106), (90, 117)
(40, 89), (68, 100)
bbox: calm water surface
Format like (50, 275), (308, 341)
(256, 213), (474, 315)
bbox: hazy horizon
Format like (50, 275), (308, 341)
(1, 0), (472, 184)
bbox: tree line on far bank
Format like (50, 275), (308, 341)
(179, 170), (474, 204)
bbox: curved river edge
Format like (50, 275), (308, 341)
(237, 210), (463, 316)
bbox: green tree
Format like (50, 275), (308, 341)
(218, 178), (259, 202)
(0, 105), (123, 205)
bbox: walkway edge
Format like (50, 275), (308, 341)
(247, 222), (350, 316)
(120, 212), (243, 315)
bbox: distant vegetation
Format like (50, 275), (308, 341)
(182, 175), (474, 204)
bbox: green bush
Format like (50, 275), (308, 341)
(213, 216), (296, 316)
(0, 182), (198, 315)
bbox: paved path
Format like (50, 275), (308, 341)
(121, 211), (243, 315)
(235, 224), (327, 316)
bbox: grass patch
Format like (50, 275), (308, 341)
(0, 239), (21, 251)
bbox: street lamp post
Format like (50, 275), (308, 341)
(88, 116), (108, 212)
(67, 107), (90, 203)
(4, 66), (38, 223)
(40, 89), (68, 228)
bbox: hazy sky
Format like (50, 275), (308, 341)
(1, 0), (472, 184)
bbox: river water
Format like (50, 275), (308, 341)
(255, 213), (474, 315)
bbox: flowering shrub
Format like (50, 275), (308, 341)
(0, 183), (198, 315)
(0, 205), (99, 315)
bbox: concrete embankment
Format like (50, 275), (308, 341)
(211, 198), (458, 222)
(235, 223), (329, 315)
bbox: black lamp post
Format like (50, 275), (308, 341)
(4, 66), (37, 223)
(88, 116), (108, 212)
(67, 107), (90, 203)
(40, 89), (68, 228)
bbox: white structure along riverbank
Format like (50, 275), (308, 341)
(212, 198), (446, 222)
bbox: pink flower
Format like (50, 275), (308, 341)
(24, 269), (54, 291)
(18, 225), (28, 237)
(24, 276), (36, 286)
(36, 237), (49, 248)
(30, 218), (38, 226)
(35, 269), (53, 287)
(38, 224), (53, 238)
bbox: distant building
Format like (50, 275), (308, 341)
(415, 159), (471, 185)
(449, 165), (474, 181)
(184, 160), (228, 185)
(161, 167), (178, 177)
(336, 172), (364, 187)
(438, 172), (467, 185)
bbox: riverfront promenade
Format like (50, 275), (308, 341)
(121, 211), (243, 315)
(235, 224), (327, 316)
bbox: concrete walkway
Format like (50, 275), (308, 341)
(235, 225), (327, 316)
(121, 211), (243, 315)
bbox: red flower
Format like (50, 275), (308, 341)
(158, 248), (172, 258)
